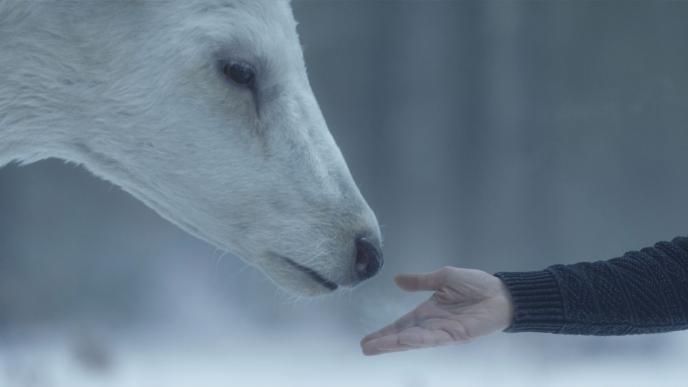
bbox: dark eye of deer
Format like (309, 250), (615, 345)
(223, 62), (256, 88)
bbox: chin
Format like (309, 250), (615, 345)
(263, 268), (340, 297)
(255, 252), (342, 297)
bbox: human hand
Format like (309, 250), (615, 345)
(361, 267), (513, 356)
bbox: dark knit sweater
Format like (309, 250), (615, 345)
(494, 237), (688, 335)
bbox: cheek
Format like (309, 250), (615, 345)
(223, 95), (258, 126)
(227, 91), (261, 132)
(148, 72), (265, 166)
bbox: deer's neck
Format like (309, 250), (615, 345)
(0, 3), (94, 168)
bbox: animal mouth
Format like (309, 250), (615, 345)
(278, 255), (339, 291)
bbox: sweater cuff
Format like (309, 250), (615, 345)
(494, 270), (566, 333)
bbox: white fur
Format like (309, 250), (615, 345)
(0, 0), (381, 295)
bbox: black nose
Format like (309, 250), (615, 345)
(355, 237), (383, 281)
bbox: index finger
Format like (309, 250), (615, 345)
(360, 308), (418, 347)
(395, 268), (451, 292)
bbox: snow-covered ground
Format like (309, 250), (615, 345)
(2, 324), (687, 387)
(2, 246), (685, 387)
(2, 237), (686, 387)
(2, 260), (687, 387)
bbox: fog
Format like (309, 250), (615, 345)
(2, 1), (688, 386)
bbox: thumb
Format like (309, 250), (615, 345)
(394, 269), (448, 292)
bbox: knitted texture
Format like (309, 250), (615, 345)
(495, 237), (688, 335)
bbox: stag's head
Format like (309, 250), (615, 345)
(52, 0), (382, 295)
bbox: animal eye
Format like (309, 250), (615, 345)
(223, 61), (256, 88)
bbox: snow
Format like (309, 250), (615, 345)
(1, 325), (686, 387)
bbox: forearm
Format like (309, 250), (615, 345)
(495, 237), (688, 335)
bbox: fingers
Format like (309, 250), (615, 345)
(395, 267), (454, 292)
(361, 267), (470, 356)
(360, 308), (419, 344)
(362, 327), (454, 356)
(361, 334), (408, 356)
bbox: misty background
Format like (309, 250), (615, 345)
(1, 1), (688, 386)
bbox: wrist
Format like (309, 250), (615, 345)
(494, 277), (515, 330)
(494, 270), (565, 333)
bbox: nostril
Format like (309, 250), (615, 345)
(355, 237), (383, 281)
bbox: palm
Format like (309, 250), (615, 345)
(361, 267), (512, 356)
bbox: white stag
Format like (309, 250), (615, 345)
(0, 0), (383, 296)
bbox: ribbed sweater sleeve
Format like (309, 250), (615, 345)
(494, 236), (688, 335)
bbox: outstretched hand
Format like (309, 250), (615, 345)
(361, 267), (513, 356)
